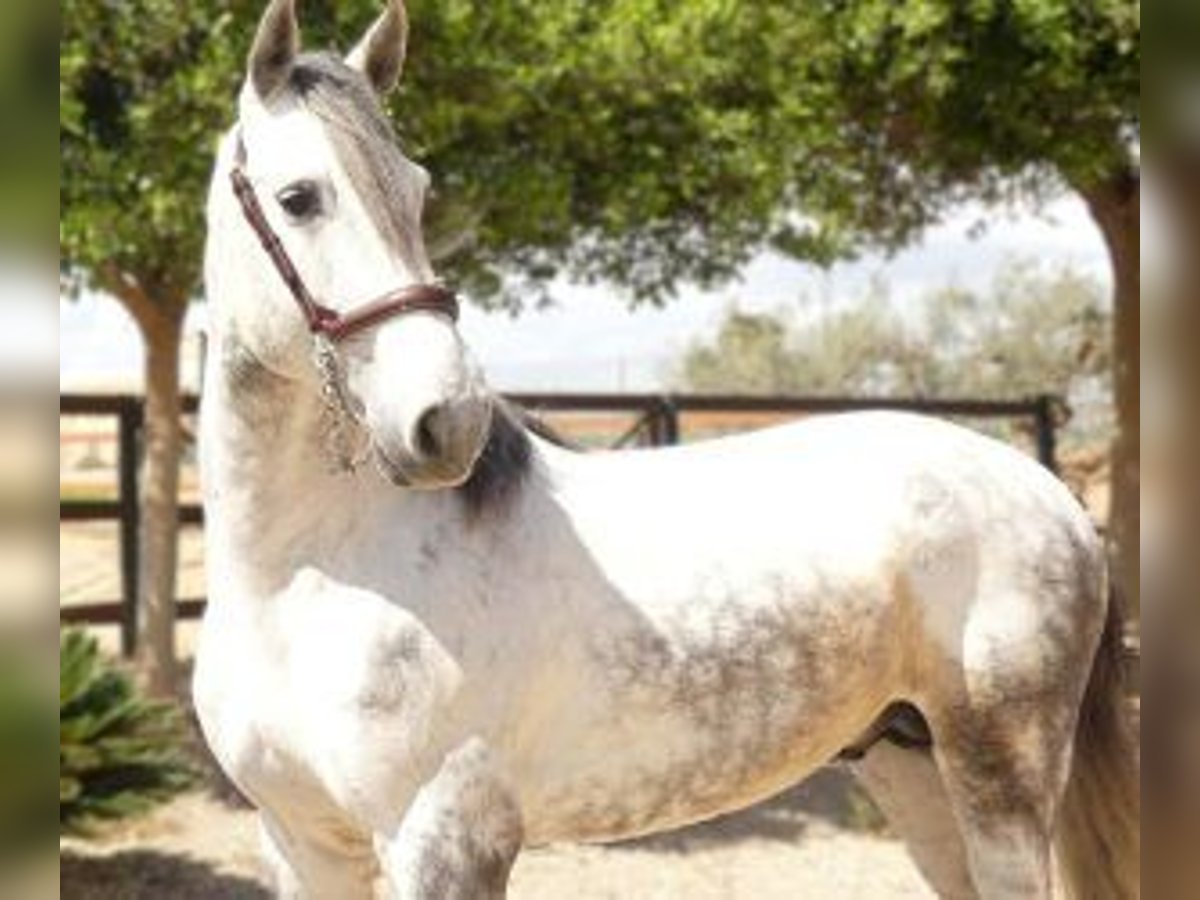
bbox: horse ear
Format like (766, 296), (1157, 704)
(248, 0), (299, 100)
(346, 0), (408, 95)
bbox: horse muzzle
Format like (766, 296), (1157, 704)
(371, 391), (493, 490)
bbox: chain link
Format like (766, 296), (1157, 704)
(311, 335), (369, 474)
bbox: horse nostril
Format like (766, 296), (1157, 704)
(413, 405), (446, 460)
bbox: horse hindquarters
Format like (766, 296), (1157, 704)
(907, 572), (1133, 900)
(917, 589), (1138, 900)
(847, 598), (1137, 900)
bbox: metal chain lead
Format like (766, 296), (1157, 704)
(311, 335), (370, 474)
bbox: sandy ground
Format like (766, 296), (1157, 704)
(61, 771), (933, 900)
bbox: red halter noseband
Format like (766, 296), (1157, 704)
(228, 135), (459, 342)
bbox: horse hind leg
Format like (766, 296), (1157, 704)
(920, 647), (1091, 900)
(847, 728), (979, 899)
(937, 590), (1138, 900)
(849, 690), (1068, 900)
(928, 716), (1063, 899)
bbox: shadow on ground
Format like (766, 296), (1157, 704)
(617, 766), (886, 854)
(61, 849), (270, 900)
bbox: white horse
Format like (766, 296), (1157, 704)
(194, 2), (1138, 897)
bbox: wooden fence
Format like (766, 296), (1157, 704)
(60, 391), (1062, 656)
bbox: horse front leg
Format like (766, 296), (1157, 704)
(384, 738), (524, 900)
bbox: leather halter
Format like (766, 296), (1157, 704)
(228, 135), (459, 342)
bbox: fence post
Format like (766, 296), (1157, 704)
(643, 401), (664, 446)
(1033, 394), (1059, 474)
(661, 396), (680, 444)
(649, 396), (680, 445)
(117, 399), (142, 657)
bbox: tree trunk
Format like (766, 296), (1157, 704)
(100, 263), (189, 698)
(133, 306), (186, 697)
(1080, 166), (1139, 615)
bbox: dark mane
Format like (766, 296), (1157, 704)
(458, 402), (532, 518)
(458, 402), (575, 518)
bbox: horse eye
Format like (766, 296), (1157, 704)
(276, 182), (321, 221)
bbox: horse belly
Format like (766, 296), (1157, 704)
(516, 594), (899, 844)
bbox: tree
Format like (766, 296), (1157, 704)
(0, 1), (56, 250)
(62, 2), (237, 693)
(60, 0), (836, 690)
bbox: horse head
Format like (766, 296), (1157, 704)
(207, 0), (491, 489)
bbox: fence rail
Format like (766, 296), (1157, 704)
(61, 390), (1062, 655)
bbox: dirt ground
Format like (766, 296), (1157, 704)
(61, 769), (933, 900)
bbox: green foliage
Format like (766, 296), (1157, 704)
(803, 0), (1139, 198)
(60, 1), (1138, 311)
(60, 0), (246, 305)
(59, 630), (194, 835)
(679, 260), (1112, 443)
(57, 0), (802, 306)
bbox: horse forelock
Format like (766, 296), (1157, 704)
(283, 52), (425, 270)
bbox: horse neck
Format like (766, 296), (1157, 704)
(200, 332), (402, 596)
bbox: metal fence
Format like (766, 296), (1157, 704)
(60, 391), (1062, 655)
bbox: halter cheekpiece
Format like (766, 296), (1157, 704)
(229, 133), (460, 340)
(229, 132), (460, 473)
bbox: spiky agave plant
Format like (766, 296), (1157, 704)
(59, 629), (194, 834)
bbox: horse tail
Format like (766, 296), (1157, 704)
(1056, 579), (1139, 900)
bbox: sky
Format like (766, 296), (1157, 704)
(59, 194), (1111, 394)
